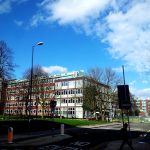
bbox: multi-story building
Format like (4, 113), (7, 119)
(3, 71), (110, 118)
(0, 78), (7, 114)
(133, 98), (150, 116)
(5, 77), (55, 117)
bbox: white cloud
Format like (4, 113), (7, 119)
(46, 0), (110, 24)
(129, 80), (136, 86)
(0, 0), (29, 14)
(130, 87), (150, 99)
(42, 66), (67, 74)
(113, 66), (129, 73)
(31, 0), (111, 34)
(32, 0), (150, 73)
(0, 0), (12, 14)
(30, 13), (45, 27)
(105, 1), (150, 72)
(14, 20), (23, 26)
(141, 80), (149, 84)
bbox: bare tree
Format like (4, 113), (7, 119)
(102, 68), (122, 92)
(0, 40), (16, 80)
(23, 65), (49, 117)
(23, 64), (48, 79)
(85, 67), (122, 120)
(88, 67), (103, 82)
(0, 41), (16, 115)
(103, 68), (123, 118)
(83, 84), (98, 117)
(88, 67), (122, 90)
(38, 85), (46, 118)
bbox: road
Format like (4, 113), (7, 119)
(37, 123), (143, 150)
(1, 123), (147, 150)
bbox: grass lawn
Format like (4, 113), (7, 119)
(44, 118), (108, 126)
(0, 115), (108, 127)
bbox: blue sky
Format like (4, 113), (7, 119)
(0, 0), (150, 99)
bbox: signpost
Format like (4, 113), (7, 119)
(117, 66), (131, 130)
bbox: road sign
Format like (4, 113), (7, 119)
(117, 85), (131, 109)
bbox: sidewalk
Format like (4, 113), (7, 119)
(0, 129), (72, 148)
(0, 129), (57, 143)
(104, 138), (150, 150)
(0, 134), (71, 149)
(78, 122), (123, 130)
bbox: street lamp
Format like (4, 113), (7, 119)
(29, 42), (44, 118)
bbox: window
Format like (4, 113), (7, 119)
(63, 99), (65, 103)
(68, 99), (71, 103)
(68, 107), (75, 114)
(61, 81), (69, 86)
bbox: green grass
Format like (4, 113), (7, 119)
(46, 118), (107, 126)
(0, 115), (108, 126)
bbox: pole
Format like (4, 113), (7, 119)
(122, 65), (130, 131)
(29, 42), (43, 119)
(9, 104), (10, 119)
(29, 46), (34, 119)
(61, 124), (64, 135)
(36, 96), (38, 118)
(122, 65), (126, 85)
(121, 66), (125, 126)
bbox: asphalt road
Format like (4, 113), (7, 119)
(0, 123), (147, 150)
(37, 123), (143, 150)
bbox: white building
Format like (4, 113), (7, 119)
(4, 71), (110, 118)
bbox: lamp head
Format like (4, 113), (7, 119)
(37, 42), (44, 46)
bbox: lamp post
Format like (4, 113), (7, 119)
(29, 42), (44, 119)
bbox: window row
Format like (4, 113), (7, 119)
(55, 89), (83, 95)
(7, 93), (54, 101)
(6, 101), (52, 107)
(8, 79), (53, 88)
(55, 107), (75, 115)
(5, 107), (75, 114)
(62, 98), (83, 103)
(7, 86), (54, 95)
(56, 80), (83, 88)
(5, 109), (51, 114)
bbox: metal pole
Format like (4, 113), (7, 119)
(9, 104), (10, 119)
(29, 42), (43, 120)
(121, 66), (125, 126)
(122, 65), (126, 85)
(122, 65), (130, 131)
(29, 46), (34, 119)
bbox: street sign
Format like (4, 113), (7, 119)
(117, 85), (131, 109)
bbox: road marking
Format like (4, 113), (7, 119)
(70, 141), (90, 146)
(38, 141), (90, 150)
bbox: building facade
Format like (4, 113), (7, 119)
(133, 98), (150, 116)
(0, 78), (7, 114)
(3, 71), (110, 118)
